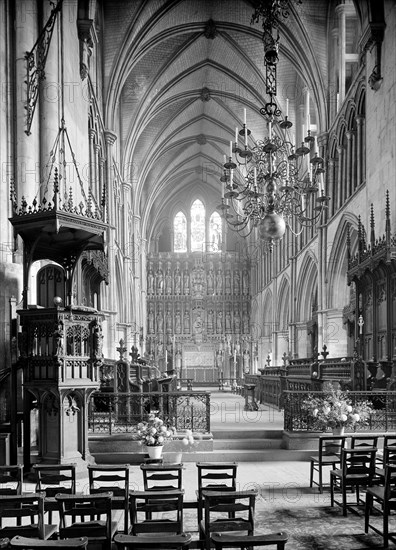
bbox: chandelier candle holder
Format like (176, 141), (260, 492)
(218, 0), (330, 249)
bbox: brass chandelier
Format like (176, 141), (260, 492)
(218, 0), (329, 248)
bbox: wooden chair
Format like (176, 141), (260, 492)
(365, 464), (396, 547)
(0, 494), (57, 540)
(196, 462), (238, 523)
(140, 463), (183, 491)
(211, 532), (288, 550)
(129, 489), (184, 535)
(0, 465), (23, 497)
(199, 489), (257, 550)
(113, 533), (192, 550)
(55, 492), (118, 550)
(330, 447), (377, 516)
(87, 464), (130, 534)
(350, 434), (379, 449)
(33, 464), (76, 524)
(309, 435), (347, 492)
(10, 535), (88, 550)
(375, 445), (396, 483)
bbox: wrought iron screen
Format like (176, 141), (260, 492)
(284, 390), (396, 432)
(88, 390), (210, 435)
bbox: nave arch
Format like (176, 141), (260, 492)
(326, 214), (361, 356)
(295, 252), (318, 358)
(276, 276), (290, 361)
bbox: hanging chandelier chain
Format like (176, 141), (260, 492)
(217, 0), (330, 249)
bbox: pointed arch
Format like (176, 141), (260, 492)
(277, 276), (290, 332)
(115, 256), (125, 323)
(190, 199), (205, 252)
(327, 213), (360, 309)
(296, 252), (318, 321)
(262, 289), (273, 337)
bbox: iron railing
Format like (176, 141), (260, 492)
(284, 390), (396, 432)
(88, 390), (211, 435)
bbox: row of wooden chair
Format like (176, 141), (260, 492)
(309, 433), (396, 493)
(309, 434), (396, 548)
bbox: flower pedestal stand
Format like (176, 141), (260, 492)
(146, 445), (164, 460)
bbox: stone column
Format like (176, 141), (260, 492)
(337, 146), (343, 210)
(356, 116), (364, 187)
(39, 0), (60, 201)
(15, 0), (40, 205)
(104, 130), (118, 349)
(346, 131), (353, 198)
(336, 3), (346, 105)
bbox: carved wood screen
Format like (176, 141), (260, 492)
(146, 251), (251, 382)
(347, 196), (396, 388)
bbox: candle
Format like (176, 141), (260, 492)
(222, 179), (225, 198)
(244, 126), (248, 146)
(319, 174), (324, 194)
(301, 194), (306, 211)
(165, 349), (168, 364)
(268, 121), (272, 139)
(314, 136), (318, 155)
(234, 349), (237, 362)
(235, 127), (238, 143)
(253, 167), (257, 188)
(307, 113), (311, 131)
(243, 108), (247, 125)
(223, 154), (227, 166)
(286, 98), (289, 117)
(229, 140), (233, 158)
(302, 124), (305, 140)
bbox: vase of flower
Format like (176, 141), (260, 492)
(301, 383), (373, 433)
(147, 445), (164, 460)
(135, 412), (176, 458)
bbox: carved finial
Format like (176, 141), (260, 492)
(116, 338), (127, 360)
(346, 224), (351, 262)
(53, 168), (59, 209)
(385, 189), (391, 243)
(370, 203), (375, 246)
(10, 179), (17, 211)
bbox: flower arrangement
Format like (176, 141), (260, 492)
(301, 384), (373, 432)
(136, 413), (176, 447)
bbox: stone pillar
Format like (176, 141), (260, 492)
(346, 131), (353, 198)
(336, 3), (346, 105)
(15, 0), (40, 204)
(337, 146), (343, 210)
(356, 116), (364, 187)
(104, 129), (118, 348)
(39, 0), (60, 201)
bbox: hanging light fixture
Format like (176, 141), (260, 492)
(217, 0), (330, 249)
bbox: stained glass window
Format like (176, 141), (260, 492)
(191, 200), (205, 252)
(209, 211), (222, 251)
(174, 211), (187, 252)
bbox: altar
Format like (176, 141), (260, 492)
(182, 343), (218, 383)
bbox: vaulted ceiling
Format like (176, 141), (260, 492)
(102, 0), (333, 247)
